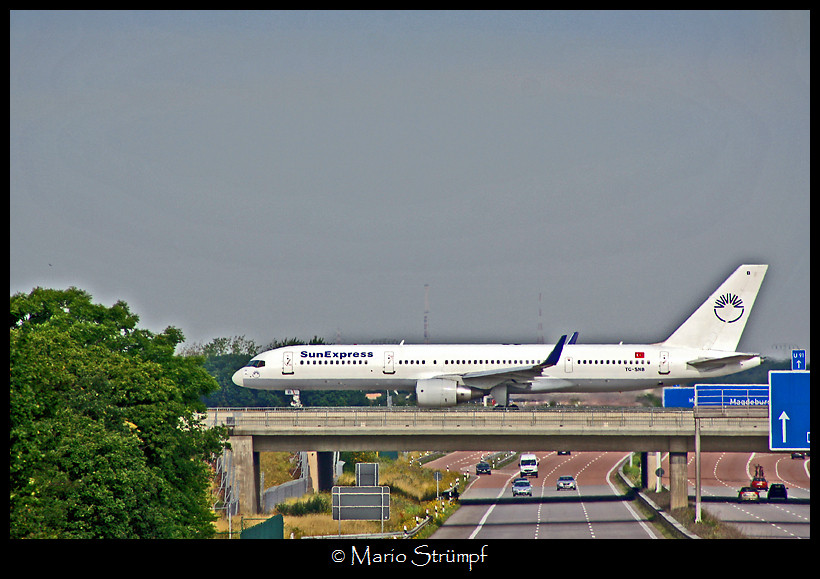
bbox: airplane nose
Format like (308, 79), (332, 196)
(232, 369), (243, 387)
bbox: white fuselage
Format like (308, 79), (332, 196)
(232, 342), (761, 394)
(232, 265), (768, 405)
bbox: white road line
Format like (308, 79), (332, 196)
(607, 452), (657, 538)
(468, 473), (518, 539)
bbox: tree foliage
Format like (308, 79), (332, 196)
(10, 287), (227, 538)
(188, 335), (378, 408)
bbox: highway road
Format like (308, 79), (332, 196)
(424, 450), (810, 539)
(427, 451), (661, 539)
(659, 451), (811, 539)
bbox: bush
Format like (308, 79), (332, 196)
(275, 493), (331, 516)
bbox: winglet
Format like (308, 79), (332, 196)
(542, 334), (567, 368)
(568, 331), (579, 345)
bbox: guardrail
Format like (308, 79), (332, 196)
(205, 406), (767, 434)
(616, 460), (699, 539)
(302, 514), (433, 540)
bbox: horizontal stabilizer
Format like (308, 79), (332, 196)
(686, 353), (759, 371)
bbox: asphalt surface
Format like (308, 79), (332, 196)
(428, 450), (661, 539)
(659, 450), (811, 539)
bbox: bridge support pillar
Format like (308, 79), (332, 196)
(640, 452), (649, 488)
(306, 451), (336, 493)
(230, 436), (260, 514)
(669, 451), (688, 511)
(316, 451), (335, 491)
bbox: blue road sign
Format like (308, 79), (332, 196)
(694, 384), (769, 407)
(769, 371), (810, 451)
(663, 387), (695, 408)
(792, 349), (806, 371)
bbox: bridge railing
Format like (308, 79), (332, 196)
(204, 406), (767, 433)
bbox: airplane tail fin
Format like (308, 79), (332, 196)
(661, 265), (768, 351)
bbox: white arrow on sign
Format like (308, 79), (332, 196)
(778, 410), (790, 444)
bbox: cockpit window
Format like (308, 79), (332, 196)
(246, 360), (265, 368)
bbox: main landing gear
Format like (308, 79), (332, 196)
(490, 384), (519, 410)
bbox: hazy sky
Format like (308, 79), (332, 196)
(10, 11), (810, 360)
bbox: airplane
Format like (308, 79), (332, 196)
(232, 264), (768, 407)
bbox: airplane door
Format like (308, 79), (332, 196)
(659, 351), (670, 375)
(283, 351), (294, 375)
(564, 356), (573, 373)
(383, 351), (395, 374)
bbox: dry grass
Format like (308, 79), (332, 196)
(284, 513), (383, 538)
(212, 452), (465, 538)
(338, 459), (463, 502)
(280, 455), (464, 538)
(260, 452), (300, 487)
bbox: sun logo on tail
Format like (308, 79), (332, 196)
(714, 293), (744, 323)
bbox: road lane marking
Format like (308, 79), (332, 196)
(468, 473), (518, 539)
(607, 453), (657, 538)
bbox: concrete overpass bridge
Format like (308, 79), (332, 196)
(204, 406), (770, 514)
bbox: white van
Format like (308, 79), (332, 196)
(519, 453), (538, 478)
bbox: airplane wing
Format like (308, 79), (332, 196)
(451, 334), (568, 389)
(686, 353), (760, 371)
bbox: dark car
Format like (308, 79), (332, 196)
(767, 483), (788, 502)
(476, 461), (491, 475)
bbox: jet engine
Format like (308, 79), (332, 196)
(415, 378), (483, 407)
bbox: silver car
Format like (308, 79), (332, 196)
(556, 475), (577, 490)
(512, 477), (533, 497)
(738, 487), (760, 503)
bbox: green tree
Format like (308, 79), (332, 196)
(184, 335), (290, 407)
(191, 335), (365, 408)
(186, 335), (385, 407)
(10, 287), (227, 538)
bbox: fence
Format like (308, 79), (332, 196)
(261, 477), (311, 513)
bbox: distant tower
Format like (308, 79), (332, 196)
(424, 284), (430, 344)
(537, 292), (544, 344)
